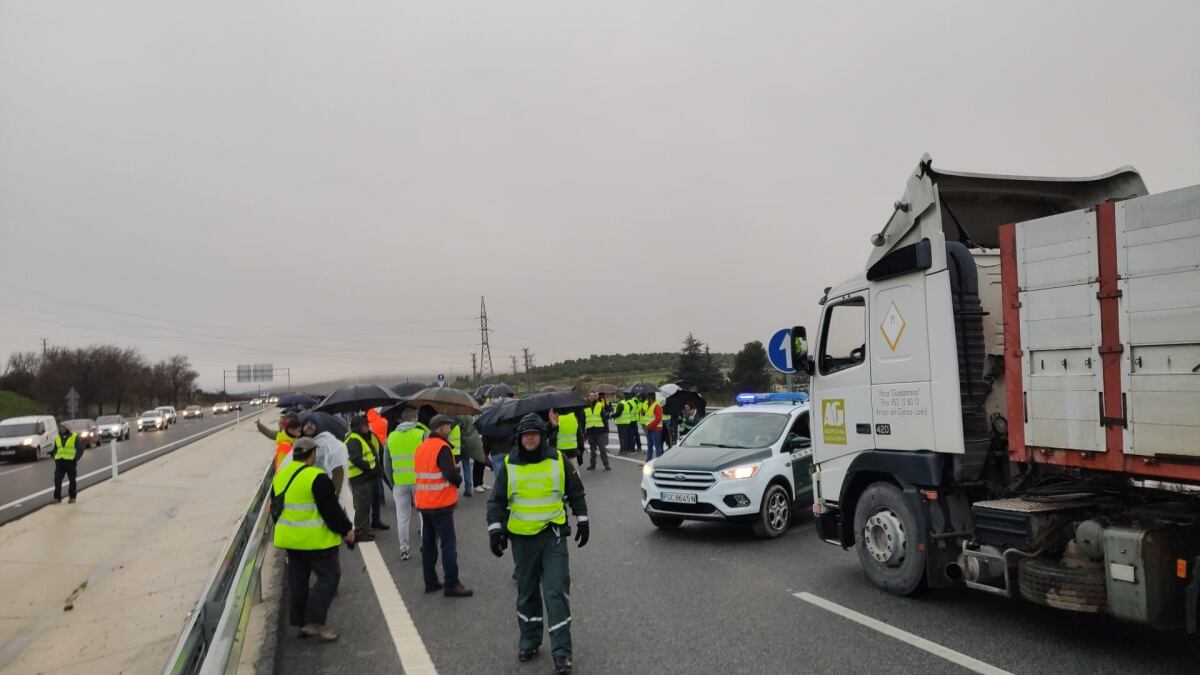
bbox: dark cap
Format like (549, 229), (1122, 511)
(429, 414), (456, 430)
(292, 437), (318, 459)
(349, 415), (368, 430)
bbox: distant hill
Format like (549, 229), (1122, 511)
(0, 390), (49, 420)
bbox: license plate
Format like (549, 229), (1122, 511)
(661, 491), (697, 504)
(0, 450), (13, 456)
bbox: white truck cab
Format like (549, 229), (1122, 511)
(640, 393), (812, 538)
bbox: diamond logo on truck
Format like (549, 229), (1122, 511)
(880, 302), (906, 352)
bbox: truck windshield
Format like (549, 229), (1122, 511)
(0, 423), (39, 437)
(679, 412), (788, 450)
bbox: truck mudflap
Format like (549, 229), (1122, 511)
(814, 508), (843, 545)
(1188, 555), (1200, 634)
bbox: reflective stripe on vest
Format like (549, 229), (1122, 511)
(272, 463), (342, 551)
(413, 438), (458, 510)
(584, 402), (604, 429)
(505, 451), (566, 536)
(54, 434), (78, 461)
(345, 432), (378, 479)
(387, 423), (427, 486)
(556, 412), (579, 451)
(449, 424), (461, 457)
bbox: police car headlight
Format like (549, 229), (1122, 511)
(642, 462), (654, 477)
(719, 463), (761, 480)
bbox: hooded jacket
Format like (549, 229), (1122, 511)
(486, 433), (588, 534)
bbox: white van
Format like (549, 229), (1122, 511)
(0, 415), (59, 462)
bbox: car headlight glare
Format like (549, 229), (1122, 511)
(719, 463), (761, 480)
(642, 462), (654, 477)
(22, 438), (34, 446)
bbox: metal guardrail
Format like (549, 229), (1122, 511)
(163, 461), (275, 675)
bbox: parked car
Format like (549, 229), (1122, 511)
(212, 402), (231, 415)
(182, 405), (204, 419)
(155, 406), (178, 424)
(64, 419), (102, 448)
(96, 414), (131, 441)
(0, 415), (58, 462)
(138, 410), (168, 432)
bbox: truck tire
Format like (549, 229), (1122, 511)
(751, 483), (792, 539)
(853, 482), (927, 595)
(649, 515), (683, 530)
(1017, 556), (1106, 613)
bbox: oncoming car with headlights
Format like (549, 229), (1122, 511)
(640, 393), (812, 538)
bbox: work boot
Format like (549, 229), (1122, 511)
(554, 656), (572, 673)
(399, 546), (410, 561)
(604, 465), (612, 471)
(68, 498), (76, 503)
(443, 584), (473, 598)
(373, 522), (391, 531)
(53, 497), (62, 503)
(518, 647), (539, 662)
(586, 464), (595, 471)
(424, 582), (444, 593)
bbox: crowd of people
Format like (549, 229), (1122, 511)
(263, 386), (700, 674)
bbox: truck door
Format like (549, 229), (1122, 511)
(813, 294), (875, 467)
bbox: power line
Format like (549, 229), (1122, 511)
(522, 347), (534, 392)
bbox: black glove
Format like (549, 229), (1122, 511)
(489, 530), (508, 558)
(574, 521), (589, 548)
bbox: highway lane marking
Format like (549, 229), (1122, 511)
(793, 592), (1012, 675)
(359, 541), (439, 674)
(0, 412), (262, 514)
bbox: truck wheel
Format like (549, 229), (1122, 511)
(1017, 556), (1106, 613)
(751, 484), (792, 539)
(649, 515), (683, 530)
(853, 482), (926, 595)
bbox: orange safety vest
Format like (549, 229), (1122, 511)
(413, 437), (458, 511)
(274, 440), (293, 470)
(367, 409), (388, 446)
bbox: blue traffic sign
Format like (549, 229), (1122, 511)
(767, 328), (795, 373)
(436, 373), (446, 383)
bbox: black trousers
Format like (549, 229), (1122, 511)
(349, 477), (373, 536)
(53, 459), (78, 500)
(286, 548), (341, 627)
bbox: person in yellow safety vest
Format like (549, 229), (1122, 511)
(549, 407), (586, 467)
(345, 416), (381, 542)
(387, 407), (427, 561)
(583, 392), (611, 471)
(658, 393), (675, 449)
(611, 395), (630, 454)
(53, 423), (82, 503)
(273, 438), (353, 642)
(641, 392), (664, 461)
(487, 414), (589, 674)
(274, 417), (302, 471)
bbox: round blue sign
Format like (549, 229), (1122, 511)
(767, 328), (795, 373)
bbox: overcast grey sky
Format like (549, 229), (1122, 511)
(2, 1), (1198, 390)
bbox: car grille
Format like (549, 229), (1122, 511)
(651, 469), (716, 492)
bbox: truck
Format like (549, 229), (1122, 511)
(791, 155), (1200, 632)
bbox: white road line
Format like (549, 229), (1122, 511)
(609, 454), (645, 466)
(793, 592), (1012, 675)
(359, 541), (438, 675)
(0, 412), (261, 513)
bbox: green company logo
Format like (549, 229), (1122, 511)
(822, 399), (846, 445)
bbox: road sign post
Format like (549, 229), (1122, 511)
(111, 437), (119, 479)
(767, 328), (796, 374)
(66, 387), (80, 418)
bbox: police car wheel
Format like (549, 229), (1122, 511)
(751, 484), (791, 539)
(852, 482), (926, 595)
(649, 515), (683, 530)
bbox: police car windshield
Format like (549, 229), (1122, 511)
(680, 412), (788, 450)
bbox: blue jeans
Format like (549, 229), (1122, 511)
(645, 429), (663, 461)
(420, 511), (459, 588)
(461, 457), (473, 494)
(491, 453), (507, 474)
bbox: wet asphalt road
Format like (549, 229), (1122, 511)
(274, 433), (1200, 675)
(0, 407), (265, 525)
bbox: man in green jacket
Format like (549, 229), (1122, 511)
(487, 414), (588, 674)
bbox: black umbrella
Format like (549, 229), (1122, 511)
(379, 400), (414, 424)
(277, 394), (317, 409)
(314, 384), (404, 414)
(593, 383), (619, 395)
(497, 391), (587, 423)
(298, 410), (348, 438)
(471, 385), (490, 399)
(628, 382), (659, 396)
(539, 385), (559, 393)
(486, 383), (516, 398)
(391, 382), (427, 397)
(664, 389), (707, 418)
(474, 398), (521, 440)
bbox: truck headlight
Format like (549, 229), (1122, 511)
(719, 463), (761, 480)
(642, 462), (654, 477)
(22, 438), (33, 446)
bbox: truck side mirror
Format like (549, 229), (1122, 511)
(791, 326), (813, 376)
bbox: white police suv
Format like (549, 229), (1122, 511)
(640, 393), (812, 538)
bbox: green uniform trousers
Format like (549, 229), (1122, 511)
(512, 527), (572, 659)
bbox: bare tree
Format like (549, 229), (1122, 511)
(164, 355), (198, 407)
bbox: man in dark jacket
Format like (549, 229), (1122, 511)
(488, 414), (588, 674)
(345, 416), (381, 542)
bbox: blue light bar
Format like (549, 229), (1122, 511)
(735, 392), (809, 406)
